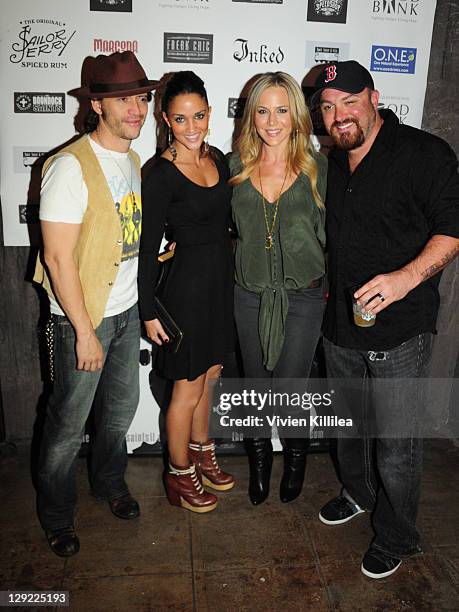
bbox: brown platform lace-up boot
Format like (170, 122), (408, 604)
(164, 462), (218, 513)
(189, 439), (235, 491)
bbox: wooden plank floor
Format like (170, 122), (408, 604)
(1, 440), (458, 611)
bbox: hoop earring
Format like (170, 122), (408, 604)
(204, 128), (210, 154)
(167, 127), (177, 162)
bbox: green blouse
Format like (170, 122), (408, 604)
(229, 152), (328, 370)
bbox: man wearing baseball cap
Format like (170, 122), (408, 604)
(312, 61), (459, 578)
(34, 51), (157, 557)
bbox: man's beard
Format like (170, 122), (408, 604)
(330, 118), (365, 151)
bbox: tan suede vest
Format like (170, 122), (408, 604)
(33, 135), (141, 329)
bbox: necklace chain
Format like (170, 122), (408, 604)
(259, 165), (288, 250)
(91, 134), (137, 208)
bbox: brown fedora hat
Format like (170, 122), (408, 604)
(69, 51), (158, 98)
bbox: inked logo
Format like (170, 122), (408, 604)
(233, 39), (284, 63)
(9, 19), (76, 69)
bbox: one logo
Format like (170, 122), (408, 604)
(305, 41), (350, 66)
(93, 39), (138, 53)
(19, 205), (39, 224)
(371, 0), (420, 17)
(13, 147), (49, 173)
(324, 65), (337, 83)
(233, 39), (284, 63)
(227, 97), (247, 118)
(371, 45), (417, 74)
(163, 33), (213, 64)
(307, 0), (348, 23)
(9, 19), (76, 69)
(378, 100), (411, 124)
(90, 0), (133, 12)
(14, 92), (65, 113)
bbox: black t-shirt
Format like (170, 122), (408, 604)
(324, 109), (459, 350)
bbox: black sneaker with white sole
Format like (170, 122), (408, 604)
(361, 548), (402, 579)
(319, 495), (365, 525)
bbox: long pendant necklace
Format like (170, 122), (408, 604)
(259, 165), (288, 250)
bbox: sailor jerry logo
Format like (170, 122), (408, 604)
(324, 65), (337, 83)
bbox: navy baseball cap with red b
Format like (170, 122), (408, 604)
(310, 60), (374, 106)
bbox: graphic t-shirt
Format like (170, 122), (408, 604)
(39, 134), (142, 317)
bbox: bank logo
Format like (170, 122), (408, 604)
(371, 0), (420, 17)
(378, 100), (411, 124)
(371, 45), (417, 74)
(305, 41), (350, 67)
(9, 19), (76, 69)
(228, 97), (247, 119)
(90, 0), (133, 11)
(14, 147), (49, 173)
(19, 205), (39, 224)
(93, 39), (138, 53)
(14, 92), (65, 114)
(233, 39), (284, 64)
(307, 0), (348, 23)
(164, 33), (213, 64)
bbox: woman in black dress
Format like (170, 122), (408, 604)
(138, 72), (234, 513)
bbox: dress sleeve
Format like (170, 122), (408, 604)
(138, 162), (172, 320)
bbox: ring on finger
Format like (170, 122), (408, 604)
(376, 292), (385, 302)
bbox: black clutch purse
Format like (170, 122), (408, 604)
(153, 296), (183, 353)
(152, 250), (183, 354)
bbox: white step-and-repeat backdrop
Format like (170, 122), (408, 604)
(1, 0), (437, 451)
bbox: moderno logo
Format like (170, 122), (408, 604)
(371, 45), (417, 74)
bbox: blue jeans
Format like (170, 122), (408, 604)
(323, 333), (433, 558)
(37, 304), (140, 531)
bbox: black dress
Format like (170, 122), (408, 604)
(138, 149), (234, 381)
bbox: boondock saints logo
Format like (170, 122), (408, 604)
(233, 39), (284, 64)
(9, 19), (76, 69)
(164, 33), (213, 64)
(90, 0), (133, 11)
(307, 0), (348, 23)
(14, 92), (65, 114)
(372, 0), (420, 16)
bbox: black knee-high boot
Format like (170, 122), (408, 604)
(244, 438), (273, 505)
(280, 438), (309, 503)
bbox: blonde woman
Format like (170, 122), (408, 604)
(229, 72), (327, 505)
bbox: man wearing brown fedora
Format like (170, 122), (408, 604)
(34, 51), (157, 557)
